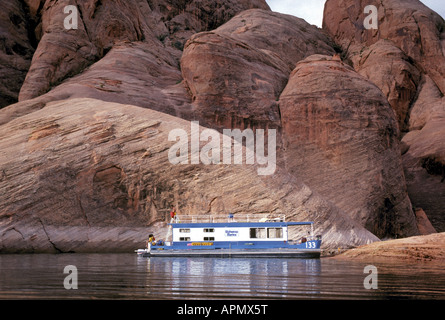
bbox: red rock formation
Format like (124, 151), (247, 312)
(402, 116), (445, 231)
(414, 208), (437, 235)
(16, 0), (270, 102)
(352, 40), (421, 132)
(0, 98), (378, 252)
(0, 0), (36, 107)
(323, 0), (445, 232)
(323, 0), (445, 95)
(18, 0), (99, 101)
(402, 75), (445, 231)
(181, 9), (335, 130)
(22, 40), (192, 119)
(181, 30), (288, 130)
(180, 7), (418, 238)
(2, 0), (442, 253)
(279, 54), (417, 238)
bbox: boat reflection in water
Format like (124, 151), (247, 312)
(1, 253), (444, 299)
(137, 256), (322, 299)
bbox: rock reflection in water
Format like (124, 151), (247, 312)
(1, 254), (444, 299)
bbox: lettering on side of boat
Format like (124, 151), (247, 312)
(225, 230), (239, 237)
(188, 242), (214, 246)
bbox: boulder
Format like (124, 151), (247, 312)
(181, 30), (288, 130)
(18, 0), (99, 101)
(19, 41), (193, 120)
(180, 9), (335, 130)
(213, 9), (335, 72)
(352, 39), (421, 132)
(279, 54), (418, 238)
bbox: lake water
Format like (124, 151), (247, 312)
(0, 253), (444, 300)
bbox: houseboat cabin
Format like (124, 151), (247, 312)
(136, 214), (322, 258)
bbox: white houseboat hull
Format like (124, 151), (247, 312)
(136, 217), (322, 258)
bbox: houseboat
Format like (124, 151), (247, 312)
(135, 214), (322, 258)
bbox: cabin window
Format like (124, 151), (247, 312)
(250, 228), (266, 239)
(250, 227), (282, 239)
(267, 228), (283, 239)
(203, 228), (214, 233)
(204, 237), (215, 241)
(179, 228), (190, 233)
(179, 237), (190, 241)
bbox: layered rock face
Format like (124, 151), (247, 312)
(323, 0), (445, 232)
(1, 0), (441, 252)
(0, 98), (378, 252)
(181, 8), (417, 238)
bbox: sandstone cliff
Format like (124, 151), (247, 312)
(0, 98), (378, 252)
(0, 0), (443, 253)
(180, 9), (335, 130)
(323, 0), (445, 233)
(279, 54), (417, 238)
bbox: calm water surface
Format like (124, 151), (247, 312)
(0, 253), (444, 299)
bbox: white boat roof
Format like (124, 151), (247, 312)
(170, 221), (314, 228)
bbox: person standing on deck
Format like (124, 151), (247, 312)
(146, 234), (155, 248)
(170, 207), (177, 223)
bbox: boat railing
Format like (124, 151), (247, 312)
(172, 214), (286, 224)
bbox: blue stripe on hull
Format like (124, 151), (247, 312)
(143, 248), (321, 258)
(160, 240), (321, 250)
(145, 240), (322, 258)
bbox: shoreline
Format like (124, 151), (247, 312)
(2, 228), (444, 261)
(328, 232), (445, 263)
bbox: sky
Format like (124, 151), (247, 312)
(266, 0), (445, 27)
